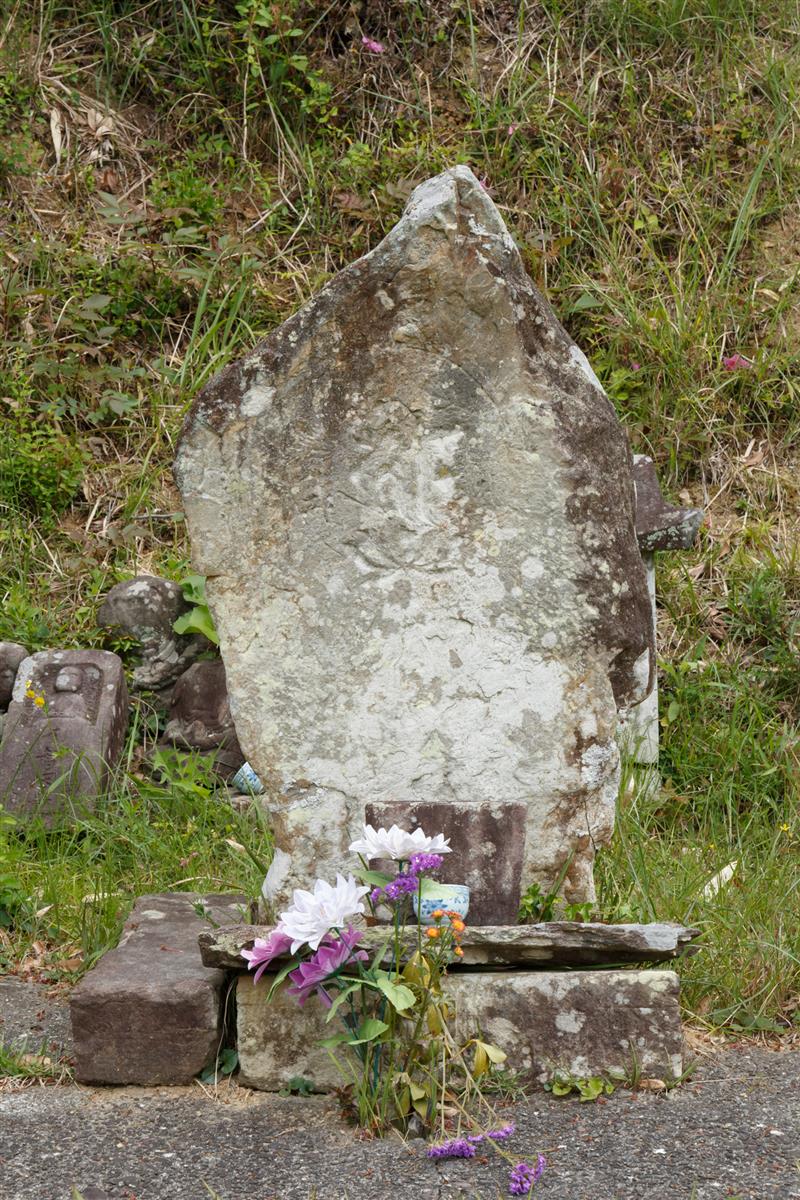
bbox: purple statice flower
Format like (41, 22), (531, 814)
(241, 926), (293, 984)
(426, 1138), (476, 1159)
(408, 852), (444, 874)
(466, 1122), (516, 1146)
(287, 926), (368, 1007)
(508, 1155), (546, 1194)
(372, 873), (420, 904)
(384, 873), (419, 900)
(490, 1123), (517, 1141)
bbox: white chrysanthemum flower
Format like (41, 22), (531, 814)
(278, 874), (370, 953)
(348, 823), (451, 862)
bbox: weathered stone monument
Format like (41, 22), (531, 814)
(73, 168), (698, 1093)
(0, 649), (128, 822)
(175, 165), (653, 913)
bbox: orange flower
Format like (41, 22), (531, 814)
(431, 909), (444, 920)
(425, 927), (440, 939)
(454, 946), (464, 957)
(451, 919), (465, 933)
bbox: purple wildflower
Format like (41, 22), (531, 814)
(426, 1138), (476, 1159)
(286, 926), (368, 1007)
(508, 1155), (546, 1194)
(241, 926), (293, 984)
(361, 35), (385, 54)
(369, 886), (383, 905)
(408, 852), (443, 874)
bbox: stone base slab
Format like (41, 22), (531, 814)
(237, 968), (684, 1092)
(201, 920), (700, 971)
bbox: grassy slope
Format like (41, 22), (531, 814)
(0, 0), (798, 1031)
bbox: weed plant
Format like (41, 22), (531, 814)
(0, 1), (798, 1027)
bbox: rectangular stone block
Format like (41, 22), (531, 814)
(237, 968), (684, 1092)
(70, 892), (245, 1086)
(365, 799), (526, 925)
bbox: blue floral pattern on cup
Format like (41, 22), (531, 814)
(412, 884), (470, 925)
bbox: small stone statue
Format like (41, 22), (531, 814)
(97, 575), (204, 691)
(161, 659), (244, 780)
(0, 649), (128, 822)
(0, 642), (28, 712)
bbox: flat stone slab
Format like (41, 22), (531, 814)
(199, 920), (700, 971)
(70, 892), (245, 1086)
(1, 1045), (799, 1200)
(237, 969), (684, 1092)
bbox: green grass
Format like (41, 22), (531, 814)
(0, 0), (798, 1029)
(0, 738), (270, 975)
(0, 1039), (71, 1084)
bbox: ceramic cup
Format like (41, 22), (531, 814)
(230, 761), (265, 795)
(412, 883), (470, 925)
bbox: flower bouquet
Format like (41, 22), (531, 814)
(243, 822), (545, 1194)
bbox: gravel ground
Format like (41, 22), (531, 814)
(1, 1043), (799, 1200)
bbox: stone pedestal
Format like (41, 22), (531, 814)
(236, 968), (684, 1092)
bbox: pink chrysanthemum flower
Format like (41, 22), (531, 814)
(241, 927), (293, 984)
(287, 926), (368, 1007)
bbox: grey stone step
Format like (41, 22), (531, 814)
(199, 920), (701, 971)
(237, 968), (685, 1091)
(70, 892), (245, 1086)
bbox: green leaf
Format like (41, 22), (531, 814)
(265, 958), (300, 1001)
(318, 1032), (351, 1050)
(179, 573), (208, 604)
(81, 293), (112, 311)
(173, 605), (219, 645)
(324, 981), (360, 1023)
(569, 291), (604, 312)
(395, 1086), (411, 1117)
(347, 1018), (389, 1045)
(374, 973), (415, 1012)
(352, 868), (392, 887)
(198, 1047), (238, 1083)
